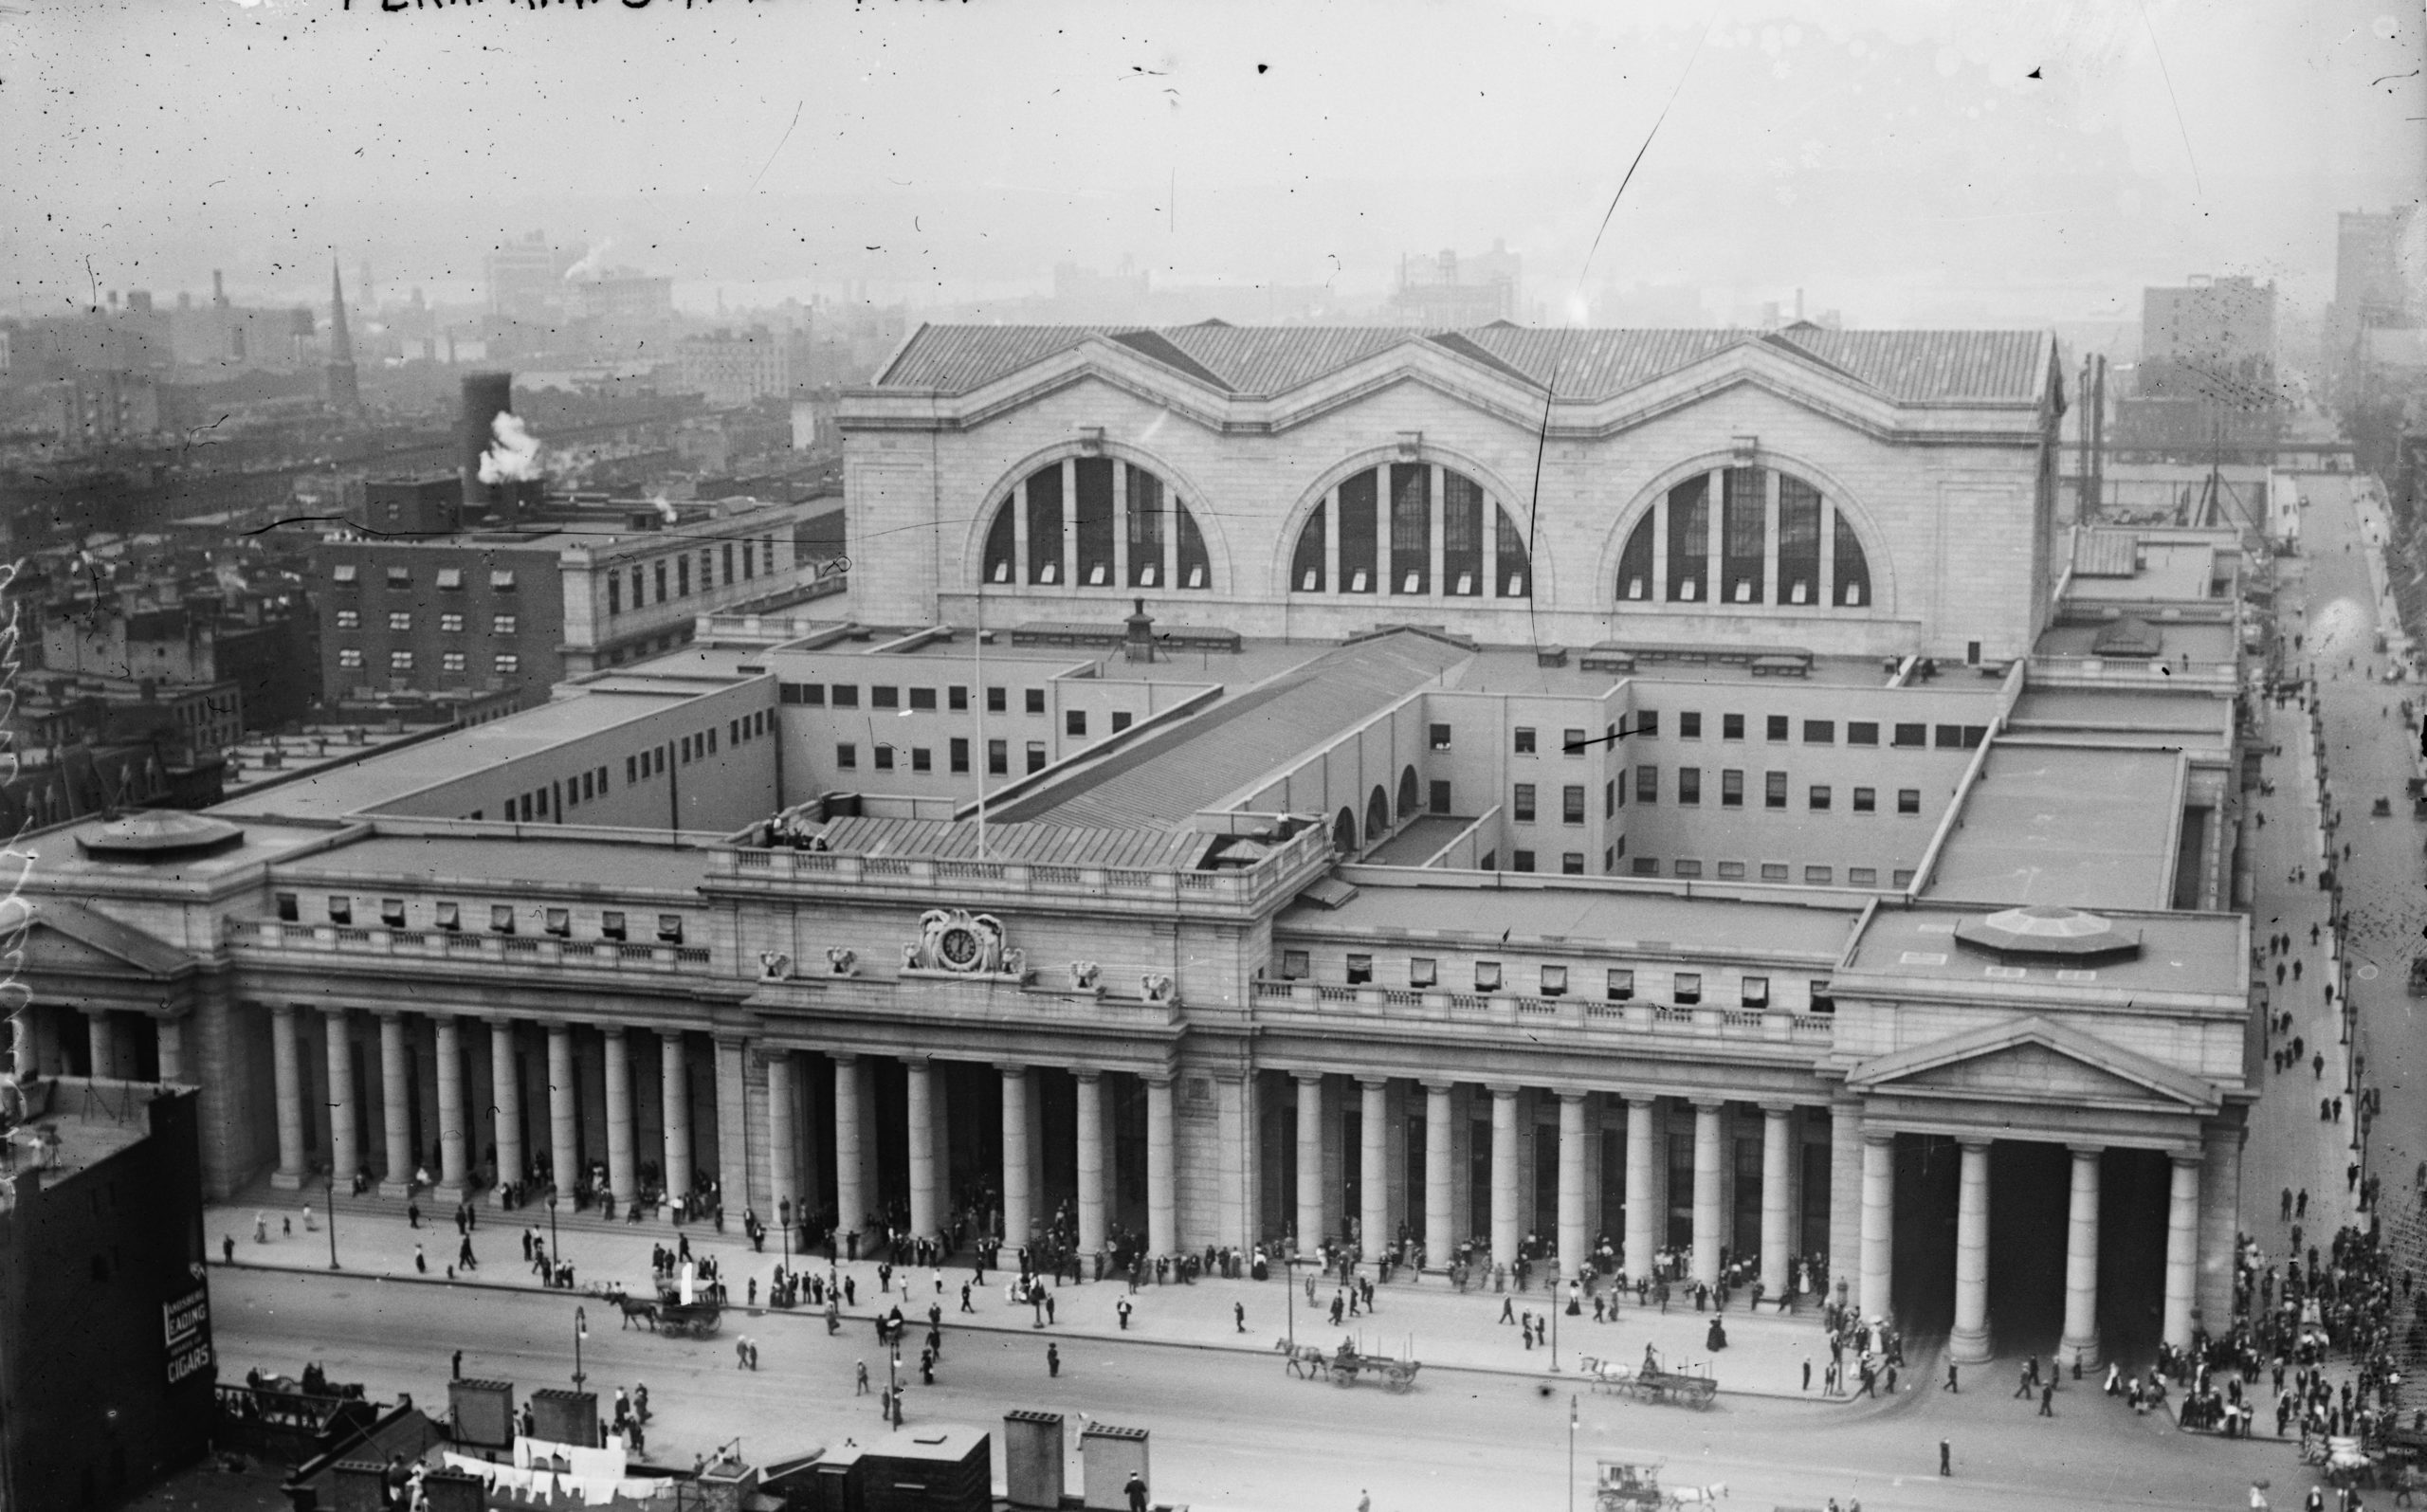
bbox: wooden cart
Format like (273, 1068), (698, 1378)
(654, 1281), (724, 1339)
(1589, 1348), (1715, 1409)
(1327, 1343), (1420, 1392)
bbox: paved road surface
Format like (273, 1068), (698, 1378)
(214, 1266), (2289, 1512)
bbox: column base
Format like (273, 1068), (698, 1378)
(1948, 1326), (1994, 1366)
(436, 1182), (469, 1206)
(379, 1179), (416, 1200)
(2059, 1332), (2102, 1373)
(269, 1171), (306, 1192)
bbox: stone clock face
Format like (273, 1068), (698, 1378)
(938, 925), (983, 970)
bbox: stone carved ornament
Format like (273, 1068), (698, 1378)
(1140, 972), (1175, 1004)
(1068, 960), (1102, 991)
(903, 908), (1010, 975)
(757, 951), (793, 981)
(825, 946), (858, 975)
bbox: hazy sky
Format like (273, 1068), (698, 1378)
(4, 0), (2420, 323)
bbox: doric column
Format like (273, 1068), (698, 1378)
(1948, 1139), (1993, 1364)
(1293, 1073), (1324, 1249)
(1000, 1065), (1033, 1244)
(1689, 1100), (1724, 1288)
(2199, 1118), (2243, 1332)
(270, 1004), (306, 1189)
(2162, 1152), (2201, 1350)
(763, 1048), (795, 1215)
(599, 1029), (636, 1208)
(1145, 1075), (1177, 1256)
(1074, 1069), (1105, 1252)
(1489, 1085), (1520, 1266)
(379, 1012), (412, 1195)
(1557, 1092), (1587, 1277)
(1858, 1129), (1894, 1322)
(1423, 1082), (1454, 1269)
(657, 1032), (690, 1203)
(830, 1052), (860, 1239)
(1759, 1105), (1792, 1303)
(1623, 1096), (1658, 1278)
(435, 1015), (468, 1199)
(155, 1016), (185, 1084)
(85, 1009), (117, 1081)
(906, 1056), (939, 1239)
(324, 1009), (358, 1187)
(2060, 1145), (2103, 1370)
(547, 1023), (577, 1199)
(1359, 1079), (1389, 1254)
(491, 1020), (523, 1198)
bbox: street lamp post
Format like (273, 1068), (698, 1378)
(548, 1191), (560, 1284)
(573, 1306), (589, 1392)
(781, 1197), (792, 1273)
(325, 1175), (340, 1271)
(1567, 1394), (1578, 1512)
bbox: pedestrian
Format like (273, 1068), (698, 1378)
(1939, 1440), (1951, 1478)
(222, 1233), (235, 1264)
(409, 1201), (422, 1229)
(2039, 1380), (2055, 1416)
(738, 1338), (750, 1369)
(1117, 1297), (1133, 1331)
(1943, 1362), (1959, 1394)
(453, 1350), (464, 1379)
(855, 1360), (869, 1394)
(1124, 1469), (1149, 1512)
(459, 1236), (477, 1271)
(1802, 1357), (1812, 1392)
(1048, 1341), (1061, 1377)
(1234, 1301), (1247, 1334)
(414, 1244), (428, 1273)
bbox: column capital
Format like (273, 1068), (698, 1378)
(1617, 1090), (1661, 1110)
(900, 1051), (933, 1069)
(1862, 1127), (1897, 1148)
(1760, 1102), (1797, 1119)
(2068, 1143), (2107, 1159)
(829, 1048), (857, 1067)
(319, 1004), (352, 1021)
(1419, 1079), (1456, 1096)
(1486, 1083), (1523, 1099)
(82, 1004), (115, 1021)
(1554, 1089), (1588, 1106)
(1070, 1066), (1100, 1084)
(269, 1002), (298, 1020)
(1689, 1096), (1725, 1113)
(996, 1062), (1029, 1078)
(1293, 1069), (1325, 1088)
(602, 1023), (628, 1043)
(2168, 1150), (2204, 1171)
(1956, 1136), (1994, 1153)
(1359, 1077), (1390, 1093)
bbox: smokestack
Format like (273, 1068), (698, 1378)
(461, 371), (514, 519)
(1123, 597), (1156, 664)
(211, 271), (227, 307)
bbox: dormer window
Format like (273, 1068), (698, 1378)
(490, 904), (516, 935)
(435, 568), (465, 591)
(435, 902), (461, 932)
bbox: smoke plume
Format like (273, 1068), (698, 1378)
(478, 412), (544, 484)
(562, 238), (613, 283)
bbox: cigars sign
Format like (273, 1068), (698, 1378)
(163, 1284), (214, 1386)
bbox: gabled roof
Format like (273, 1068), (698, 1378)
(27, 899), (192, 977)
(806, 815), (1214, 871)
(1846, 1013), (2219, 1113)
(874, 323), (2054, 407)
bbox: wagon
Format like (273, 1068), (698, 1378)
(1586, 1349), (1714, 1409)
(1594, 1460), (1665, 1512)
(1328, 1344), (1420, 1392)
(654, 1281), (724, 1339)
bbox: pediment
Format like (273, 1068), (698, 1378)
(1848, 1014), (2218, 1114)
(17, 901), (191, 979)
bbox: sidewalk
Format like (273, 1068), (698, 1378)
(208, 1183), (1862, 1405)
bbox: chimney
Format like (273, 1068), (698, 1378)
(460, 371), (514, 518)
(1123, 597), (1156, 664)
(211, 271), (227, 307)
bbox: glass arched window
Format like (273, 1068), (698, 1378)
(979, 459), (1211, 591)
(1291, 463), (1529, 599)
(1615, 464), (1876, 612)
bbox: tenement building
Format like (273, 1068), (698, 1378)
(13, 321), (2256, 1370)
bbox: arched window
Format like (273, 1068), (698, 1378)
(1364, 786), (1391, 847)
(1293, 463), (1528, 600)
(1333, 807), (1358, 854)
(1616, 465), (1877, 612)
(977, 459), (1212, 591)
(1396, 765), (1419, 821)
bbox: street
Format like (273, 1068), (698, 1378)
(212, 1265), (2284, 1512)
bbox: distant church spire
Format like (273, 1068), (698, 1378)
(326, 258), (361, 416)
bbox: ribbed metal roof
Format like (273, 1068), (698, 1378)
(810, 815), (1214, 870)
(872, 322), (2051, 406)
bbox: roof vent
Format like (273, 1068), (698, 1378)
(1954, 904), (2143, 962)
(75, 811), (247, 861)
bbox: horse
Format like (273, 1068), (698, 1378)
(1271, 1338), (1330, 1379)
(611, 1290), (661, 1331)
(1670, 1483), (1727, 1504)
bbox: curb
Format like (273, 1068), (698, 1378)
(210, 1259), (1843, 1404)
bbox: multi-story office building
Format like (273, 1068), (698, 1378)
(17, 320), (2253, 1374)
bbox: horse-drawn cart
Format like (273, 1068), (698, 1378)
(654, 1280), (723, 1339)
(1329, 1342), (1420, 1392)
(1581, 1349), (1717, 1410)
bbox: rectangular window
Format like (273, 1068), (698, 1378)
(336, 609), (360, 629)
(1066, 710), (1087, 738)
(1892, 722), (1926, 748)
(1561, 785), (1586, 824)
(1511, 850), (1536, 872)
(1848, 721), (1879, 746)
(987, 686), (1008, 713)
(1803, 720), (1834, 744)
(1025, 741), (1047, 774)
(1721, 769), (1744, 808)
(677, 556), (691, 596)
(1722, 712), (1744, 740)
(380, 898), (406, 928)
(653, 561), (668, 602)
(435, 902), (460, 932)
(950, 738), (970, 774)
(1604, 780), (1615, 817)
(387, 610), (412, 631)
(1633, 710), (1659, 738)
(489, 570), (517, 592)
(836, 743), (857, 770)
(1474, 960), (1504, 992)
(948, 685), (969, 712)
(1345, 954), (1374, 985)
(1678, 711), (1702, 739)
(909, 686), (937, 712)
(1935, 724), (1963, 749)
(1410, 957), (1438, 989)
(490, 904), (516, 935)
(657, 914), (685, 944)
(494, 654), (519, 675)
(1892, 869), (1915, 887)
(1962, 725), (1988, 748)
(873, 746), (895, 771)
(1430, 778), (1453, 815)
(987, 739), (1008, 775)
(1514, 727), (1537, 755)
(1716, 861), (1746, 880)
(1513, 784), (1537, 822)
(1897, 788), (1921, 814)
(441, 651), (465, 673)
(1281, 950), (1310, 980)
(608, 576), (621, 615)
(830, 684), (860, 709)
(1672, 858), (1703, 878)
(1560, 852), (1584, 876)
(389, 649), (414, 671)
(386, 566), (411, 589)
(1848, 867), (1878, 886)
(1605, 969), (1634, 1002)
(338, 648), (363, 669)
(1673, 972), (1703, 1005)
(1631, 857), (1660, 876)
(721, 543), (735, 585)
(1025, 688), (1046, 715)
(1804, 865), (1834, 885)
(326, 895), (352, 925)
(1110, 711), (1132, 733)
(1741, 975), (1770, 1009)
(1676, 768), (1702, 806)
(910, 747), (932, 773)
(1430, 722), (1452, 751)
(1765, 715), (1789, 742)
(600, 911), (626, 941)
(1540, 965), (1569, 996)
(1562, 727), (1587, 756)
(1809, 784), (1832, 811)
(626, 755), (638, 784)
(439, 612), (464, 633)
(331, 563), (358, 584)
(544, 908), (571, 938)
(1765, 771), (1787, 809)
(797, 683), (825, 707)
(1634, 765), (1657, 804)
(1761, 862), (1789, 882)
(1852, 786), (1876, 813)
(870, 685), (900, 709)
(492, 614), (518, 635)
